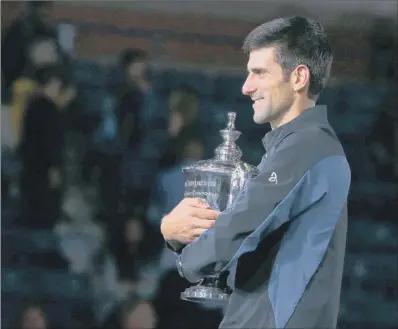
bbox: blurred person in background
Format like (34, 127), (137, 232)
(159, 86), (200, 170)
(148, 125), (205, 227)
(102, 48), (167, 247)
(10, 37), (59, 146)
(19, 302), (48, 329)
(112, 48), (151, 99)
(18, 66), (73, 229)
(121, 299), (157, 329)
(115, 212), (146, 288)
(83, 49), (150, 220)
(1, 1), (56, 102)
(80, 49), (151, 230)
(100, 294), (158, 329)
(367, 93), (398, 182)
(3, 36), (69, 205)
(115, 49), (153, 213)
(81, 93), (123, 224)
(116, 49), (151, 215)
(107, 206), (163, 291)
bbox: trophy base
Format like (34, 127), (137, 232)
(181, 285), (230, 303)
(180, 275), (231, 303)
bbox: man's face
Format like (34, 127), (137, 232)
(242, 47), (295, 125)
(127, 60), (147, 80)
(30, 40), (58, 67)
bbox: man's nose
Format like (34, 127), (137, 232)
(242, 76), (255, 96)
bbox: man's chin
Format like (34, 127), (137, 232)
(253, 112), (270, 125)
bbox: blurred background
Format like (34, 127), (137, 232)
(1, 1), (397, 329)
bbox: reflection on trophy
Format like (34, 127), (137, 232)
(181, 112), (259, 303)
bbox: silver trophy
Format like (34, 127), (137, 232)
(181, 112), (259, 303)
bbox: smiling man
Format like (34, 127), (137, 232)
(161, 16), (351, 329)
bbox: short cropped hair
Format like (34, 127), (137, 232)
(119, 48), (148, 68)
(243, 16), (333, 100)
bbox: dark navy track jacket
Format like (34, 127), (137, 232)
(173, 105), (351, 329)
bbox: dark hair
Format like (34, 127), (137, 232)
(169, 84), (198, 97)
(168, 85), (199, 121)
(28, 36), (56, 47)
(243, 16), (333, 100)
(120, 48), (148, 68)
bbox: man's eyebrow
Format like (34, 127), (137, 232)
(247, 67), (269, 74)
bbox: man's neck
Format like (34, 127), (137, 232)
(270, 98), (316, 130)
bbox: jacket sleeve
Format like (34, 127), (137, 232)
(166, 240), (185, 254)
(176, 132), (334, 283)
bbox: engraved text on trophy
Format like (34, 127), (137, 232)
(184, 171), (232, 211)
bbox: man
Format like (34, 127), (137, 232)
(2, 1), (56, 99)
(161, 16), (351, 329)
(114, 49), (168, 212)
(19, 66), (68, 229)
(11, 37), (59, 145)
(149, 125), (205, 226)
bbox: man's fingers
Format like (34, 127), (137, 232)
(192, 228), (208, 238)
(190, 207), (220, 220)
(184, 198), (211, 208)
(191, 218), (215, 229)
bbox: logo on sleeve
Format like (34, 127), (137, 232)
(269, 172), (278, 184)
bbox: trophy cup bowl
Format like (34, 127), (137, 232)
(181, 112), (259, 303)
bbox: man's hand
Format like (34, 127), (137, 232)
(161, 198), (220, 244)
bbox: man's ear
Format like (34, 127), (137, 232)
(291, 64), (310, 93)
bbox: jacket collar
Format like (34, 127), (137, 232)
(262, 105), (329, 154)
